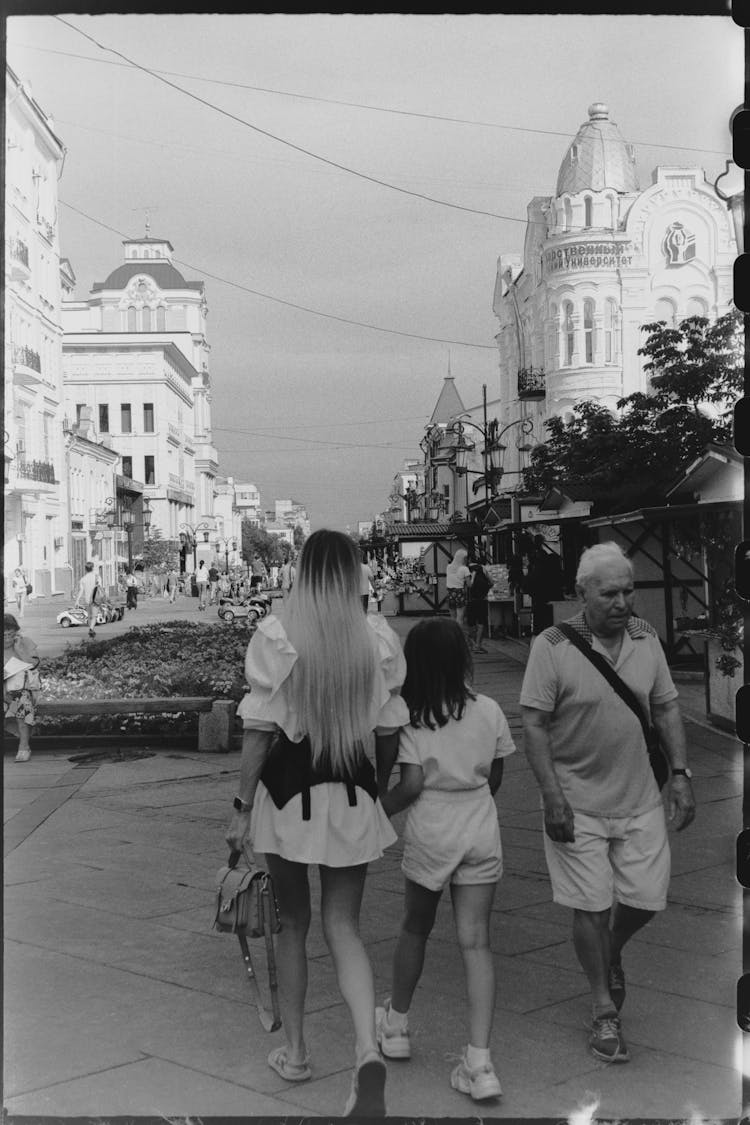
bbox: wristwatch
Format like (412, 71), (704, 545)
(671, 767), (693, 780)
(233, 796), (252, 812)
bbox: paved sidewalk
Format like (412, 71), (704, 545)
(3, 620), (742, 1118)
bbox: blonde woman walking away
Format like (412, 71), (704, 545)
(226, 529), (408, 1116)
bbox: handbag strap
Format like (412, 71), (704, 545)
(558, 623), (652, 745)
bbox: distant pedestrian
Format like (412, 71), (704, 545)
(280, 557), (296, 603)
(360, 553), (375, 613)
(466, 555), (493, 653)
(125, 567), (138, 611)
(195, 560), (209, 610)
(219, 572), (231, 598)
(75, 560), (101, 638)
(250, 553), (267, 590)
(4, 613), (41, 762)
(11, 568), (28, 618)
(445, 548), (471, 628)
(208, 562), (220, 604)
(226, 529), (408, 1116)
(376, 618), (515, 1102)
(524, 535), (564, 635)
(166, 567), (179, 604)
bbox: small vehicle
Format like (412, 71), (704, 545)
(100, 601), (126, 622)
(57, 605), (109, 628)
(218, 592), (272, 626)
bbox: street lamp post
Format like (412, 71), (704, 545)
(214, 535), (237, 574)
(179, 521), (212, 571)
(447, 384), (535, 510)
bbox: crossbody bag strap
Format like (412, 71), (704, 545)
(558, 623), (652, 744)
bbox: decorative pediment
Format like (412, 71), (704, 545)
(118, 274), (161, 308)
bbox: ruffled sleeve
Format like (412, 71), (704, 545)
(236, 615), (299, 736)
(367, 614), (409, 733)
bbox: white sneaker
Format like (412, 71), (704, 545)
(375, 1000), (411, 1059)
(450, 1051), (502, 1101)
(15, 748), (31, 762)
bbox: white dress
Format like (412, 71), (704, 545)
(237, 613), (408, 866)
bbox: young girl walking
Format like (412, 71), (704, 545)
(377, 617), (516, 1102)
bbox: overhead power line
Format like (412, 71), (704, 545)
(59, 198), (497, 349)
(52, 16), (533, 223)
(16, 38), (731, 156)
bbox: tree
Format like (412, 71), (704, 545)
(293, 524), (306, 552)
(138, 531), (180, 572)
(241, 522), (286, 569)
(523, 309), (742, 513)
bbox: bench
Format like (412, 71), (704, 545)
(35, 697), (238, 753)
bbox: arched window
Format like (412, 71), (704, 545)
(583, 299), (595, 363)
(156, 306), (166, 331)
(127, 306), (137, 332)
(563, 301), (575, 366)
(564, 198), (572, 232)
(604, 299), (618, 363)
(686, 297), (707, 319)
(609, 195), (617, 230)
(653, 298), (676, 327)
(584, 196), (593, 228)
(142, 306), (152, 332)
(547, 303), (558, 368)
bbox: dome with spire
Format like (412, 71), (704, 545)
(556, 103), (639, 197)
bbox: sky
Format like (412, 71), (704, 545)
(5, 10), (742, 532)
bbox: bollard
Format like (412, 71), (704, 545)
(198, 699), (237, 753)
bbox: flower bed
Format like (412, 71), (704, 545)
(37, 622), (250, 737)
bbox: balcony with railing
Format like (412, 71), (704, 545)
(167, 422), (182, 446)
(8, 458), (59, 492)
(12, 344), (42, 386)
(517, 366), (546, 400)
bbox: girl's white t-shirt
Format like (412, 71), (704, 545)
(397, 693), (516, 790)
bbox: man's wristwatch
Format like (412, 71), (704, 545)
(671, 768), (693, 780)
(233, 796), (252, 812)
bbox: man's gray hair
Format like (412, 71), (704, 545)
(575, 541), (633, 589)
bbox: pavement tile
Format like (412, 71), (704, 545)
(3, 1056), (298, 1117)
(4, 865), (208, 919)
(668, 863), (739, 909)
(519, 933), (735, 1006)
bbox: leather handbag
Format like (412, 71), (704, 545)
(558, 623), (670, 790)
(214, 849), (282, 1031)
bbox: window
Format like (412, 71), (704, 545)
(563, 301), (575, 366)
(144, 455), (155, 485)
(122, 455), (133, 479)
(653, 298), (676, 327)
(99, 404), (109, 432)
(564, 199), (572, 231)
(583, 299), (595, 364)
(604, 299), (617, 363)
(121, 403), (132, 433)
(76, 403), (85, 424)
(142, 306), (152, 332)
(584, 196), (593, 228)
(127, 306), (137, 331)
(143, 403), (155, 432)
(43, 413), (51, 461)
(156, 306), (166, 331)
(686, 297), (707, 319)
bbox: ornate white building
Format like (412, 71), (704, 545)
(4, 66), (70, 597)
(493, 102), (737, 483)
(62, 234), (220, 570)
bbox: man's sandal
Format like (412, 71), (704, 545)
(268, 1045), (312, 1082)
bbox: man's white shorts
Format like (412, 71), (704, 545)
(542, 803), (670, 912)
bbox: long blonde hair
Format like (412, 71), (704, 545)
(282, 529), (377, 775)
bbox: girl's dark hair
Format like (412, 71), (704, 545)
(402, 618), (475, 729)
(4, 613), (20, 633)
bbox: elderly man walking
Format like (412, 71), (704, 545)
(520, 541), (695, 1065)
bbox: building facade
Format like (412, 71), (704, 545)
(492, 102), (737, 483)
(61, 235), (220, 572)
(4, 66), (71, 597)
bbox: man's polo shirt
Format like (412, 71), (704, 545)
(520, 612), (678, 817)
